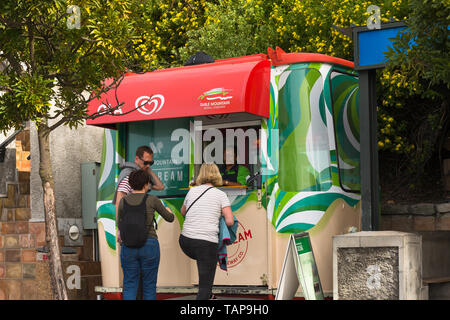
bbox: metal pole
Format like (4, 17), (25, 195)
(359, 69), (380, 231)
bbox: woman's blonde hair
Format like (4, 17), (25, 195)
(195, 163), (223, 187)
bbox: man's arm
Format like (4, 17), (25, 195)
(115, 191), (126, 218)
(147, 168), (164, 190)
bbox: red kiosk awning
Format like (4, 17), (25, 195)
(86, 54), (271, 126)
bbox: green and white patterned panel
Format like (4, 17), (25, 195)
(267, 63), (361, 234)
(330, 71), (360, 191)
(278, 66), (331, 192)
(96, 128), (122, 252)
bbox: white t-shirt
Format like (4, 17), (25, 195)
(181, 184), (231, 244)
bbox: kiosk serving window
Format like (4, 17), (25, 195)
(126, 118), (191, 197)
(194, 119), (261, 189)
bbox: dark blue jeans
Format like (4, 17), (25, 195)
(120, 237), (160, 300)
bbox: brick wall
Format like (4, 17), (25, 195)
(0, 129), (49, 299)
(0, 129), (101, 300)
(15, 131), (30, 173)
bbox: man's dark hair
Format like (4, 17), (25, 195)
(128, 169), (150, 191)
(136, 145), (153, 158)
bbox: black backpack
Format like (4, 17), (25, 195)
(119, 194), (149, 248)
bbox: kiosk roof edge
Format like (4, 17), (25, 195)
(268, 47), (354, 69)
(86, 50), (354, 127)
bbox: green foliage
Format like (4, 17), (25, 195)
(128, 0), (210, 69)
(179, 0), (447, 186)
(179, 0), (277, 61)
(382, 0), (449, 180)
(385, 0), (449, 98)
(0, 0), (154, 132)
(388, 0), (450, 92)
(179, 0), (409, 61)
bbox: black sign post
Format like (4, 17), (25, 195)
(358, 69), (379, 231)
(352, 22), (408, 231)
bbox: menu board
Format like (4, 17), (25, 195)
(276, 232), (324, 300)
(126, 118), (190, 197)
(293, 234), (324, 300)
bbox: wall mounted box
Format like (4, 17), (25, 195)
(58, 218), (84, 247)
(81, 162), (100, 230)
(333, 231), (423, 300)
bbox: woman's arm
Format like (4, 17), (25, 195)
(221, 206), (234, 227)
(181, 204), (187, 217)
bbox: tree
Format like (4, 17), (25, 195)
(384, 0), (449, 188)
(0, 0), (154, 299)
(132, 0), (210, 69)
(179, 0), (278, 61)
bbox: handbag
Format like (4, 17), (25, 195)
(185, 186), (214, 215)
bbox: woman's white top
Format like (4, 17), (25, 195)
(181, 184), (231, 243)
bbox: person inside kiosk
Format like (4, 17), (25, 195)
(219, 147), (251, 187)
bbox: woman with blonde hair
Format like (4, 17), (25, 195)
(179, 163), (235, 300)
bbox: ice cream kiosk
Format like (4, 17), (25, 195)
(87, 47), (361, 299)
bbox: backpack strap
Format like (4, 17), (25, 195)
(140, 193), (159, 230)
(139, 193), (158, 230)
(141, 193), (149, 208)
(186, 186), (214, 215)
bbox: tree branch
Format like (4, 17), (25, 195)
(2, 51), (24, 76)
(45, 72), (127, 132)
(0, 15), (26, 28)
(27, 17), (36, 73)
(0, 84), (13, 92)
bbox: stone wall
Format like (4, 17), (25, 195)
(0, 128), (18, 196)
(29, 120), (103, 221)
(380, 202), (450, 281)
(380, 202), (450, 232)
(0, 149), (16, 196)
(34, 245), (102, 300)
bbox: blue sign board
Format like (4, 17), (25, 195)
(353, 22), (408, 70)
